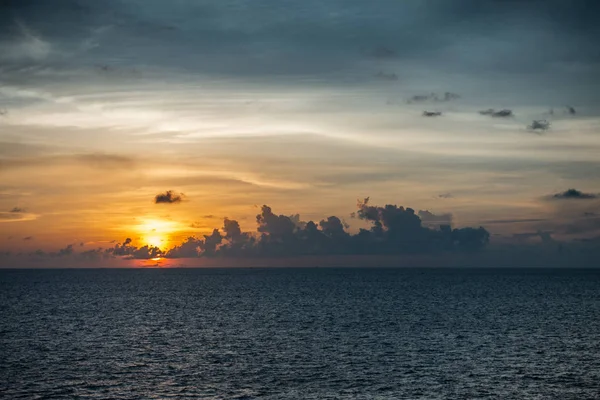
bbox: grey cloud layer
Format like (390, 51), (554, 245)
(2, 0), (599, 93)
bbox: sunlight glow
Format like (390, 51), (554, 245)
(144, 235), (165, 248)
(136, 219), (179, 249)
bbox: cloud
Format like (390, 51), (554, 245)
(0, 20), (52, 62)
(407, 93), (460, 104)
(417, 210), (453, 227)
(163, 198), (491, 259)
(165, 237), (203, 258)
(131, 245), (161, 259)
(373, 71), (398, 81)
(528, 120), (550, 132)
(80, 247), (113, 260)
(512, 230), (556, 244)
(0, 211), (38, 222)
(551, 189), (598, 200)
(0, 153), (135, 171)
(532, 189), (600, 237)
(154, 190), (184, 204)
(483, 218), (547, 225)
(110, 238), (162, 259)
(112, 238), (135, 256)
(479, 109), (513, 118)
(57, 244), (74, 256)
(369, 46), (396, 59)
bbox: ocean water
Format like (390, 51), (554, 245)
(1, 268), (599, 399)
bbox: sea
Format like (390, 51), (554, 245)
(1, 267), (599, 399)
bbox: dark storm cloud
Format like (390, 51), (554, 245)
(154, 190), (183, 204)
(551, 189), (598, 200)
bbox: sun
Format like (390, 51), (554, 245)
(145, 235), (164, 248)
(136, 219), (178, 249)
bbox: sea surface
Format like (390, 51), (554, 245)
(1, 267), (600, 399)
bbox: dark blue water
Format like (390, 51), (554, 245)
(1, 268), (600, 399)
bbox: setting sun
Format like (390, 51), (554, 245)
(144, 235), (165, 248)
(136, 219), (179, 249)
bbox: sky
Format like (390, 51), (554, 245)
(1, 0), (599, 267)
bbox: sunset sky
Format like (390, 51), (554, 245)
(1, 0), (599, 266)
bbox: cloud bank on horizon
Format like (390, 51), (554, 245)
(1, 0), (599, 264)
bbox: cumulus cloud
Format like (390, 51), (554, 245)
(13, 194), (600, 263)
(165, 237), (203, 258)
(110, 238), (162, 259)
(154, 190), (184, 204)
(164, 198), (490, 258)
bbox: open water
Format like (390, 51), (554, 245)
(1, 267), (599, 399)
